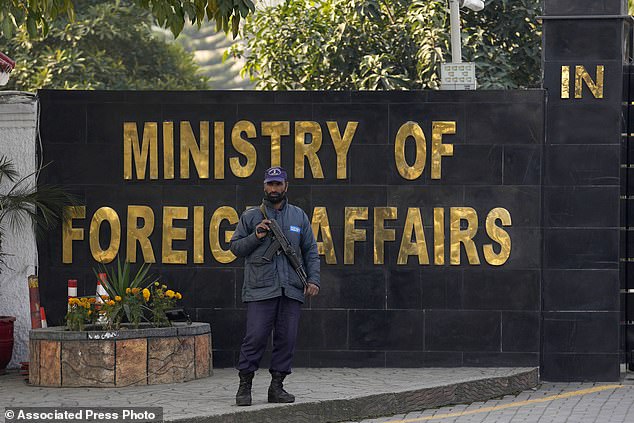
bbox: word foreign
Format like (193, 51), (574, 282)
(63, 205), (511, 267)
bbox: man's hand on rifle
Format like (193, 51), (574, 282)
(304, 282), (319, 297)
(255, 219), (271, 239)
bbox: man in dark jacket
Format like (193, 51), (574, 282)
(230, 166), (320, 406)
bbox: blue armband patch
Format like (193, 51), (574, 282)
(290, 225), (301, 233)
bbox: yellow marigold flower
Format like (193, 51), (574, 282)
(84, 302), (91, 309)
(131, 287), (140, 295)
(107, 300), (115, 306)
(126, 287), (131, 294)
(165, 290), (175, 298)
(142, 288), (150, 302)
(154, 281), (159, 286)
(115, 296), (122, 302)
(175, 292), (182, 300)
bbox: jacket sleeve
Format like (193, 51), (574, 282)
(230, 211), (263, 258)
(300, 211), (320, 286)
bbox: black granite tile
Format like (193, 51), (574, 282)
(544, 186), (620, 228)
(543, 20), (622, 61)
(387, 268), (422, 309)
(503, 145), (542, 186)
(420, 268), (463, 310)
(385, 351), (463, 367)
(462, 270), (540, 311)
(541, 353), (620, 382)
(465, 101), (543, 145)
(39, 143), (122, 185)
(544, 228), (619, 269)
(211, 350), (237, 368)
(425, 311), (500, 352)
(300, 310), (348, 350)
(542, 311), (619, 353)
(502, 312), (540, 352)
(544, 145), (620, 186)
(311, 268), (386, 309)
(349, 310), (424, 351)
(160, 268), (236, 309)
(309, 351), (385, 367)
(544, 0), (624, 15)
(349, 144), (391, 185)
(350, 90), (428, 104)
(40, 102), (87, 145)
(196, 308), (245, 351)
(543, 270), (619, 311)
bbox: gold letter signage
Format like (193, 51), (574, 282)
(64, 117), (514, 267)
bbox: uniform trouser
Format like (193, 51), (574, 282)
(237, 295), (302, 374)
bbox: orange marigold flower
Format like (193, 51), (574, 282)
(107, 300), (115, 306)
(101, 295), (109, 301)
(126, 287), (131, 294)
(131, 287), (140, 295)
(88, 298), (96, 303)
(115, 296), (122, 302)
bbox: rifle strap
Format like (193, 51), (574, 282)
(259, 203), (268, 219)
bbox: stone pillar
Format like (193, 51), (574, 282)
(0, 92), (38, 369)
(541, 0), (628, 380)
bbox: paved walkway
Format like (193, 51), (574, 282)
(0, 367), (536, 423)
(347, 380), (634, 423)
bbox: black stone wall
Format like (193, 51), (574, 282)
(36, 89), (544, 370)
(541, 0), (627, 380)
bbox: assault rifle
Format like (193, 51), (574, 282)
(257, 206), (309, 289)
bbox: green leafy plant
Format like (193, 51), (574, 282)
(147, 282), (183, 328)
(93, 258), (155, 325)
(230, 0), (542, 90)
(0, 156), (74, 273)
(0, 0), (210, 91)
(0, 0), (255, 39)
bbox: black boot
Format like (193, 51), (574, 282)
(236, 371), (254, 406)
(268, 371), (295, 403)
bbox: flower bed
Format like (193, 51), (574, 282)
(29, 322), (212, 387)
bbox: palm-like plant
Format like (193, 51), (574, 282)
(0, 155), (74, 273)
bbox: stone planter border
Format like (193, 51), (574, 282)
(29, 322), (212, 387)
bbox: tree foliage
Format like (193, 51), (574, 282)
(230, 0), (542, 90)
(0, 0), (255, 39)
(0, 1), (209, 90)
